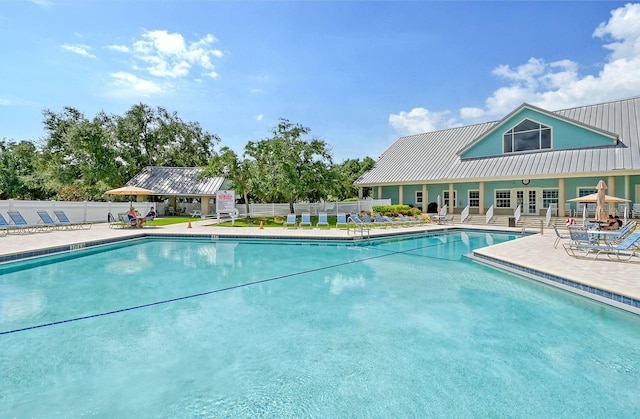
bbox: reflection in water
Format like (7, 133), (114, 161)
(324, 273), (366, 295)
(0, 289), (45, 322)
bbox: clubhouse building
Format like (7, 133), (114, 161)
(355, 96), (640, 218)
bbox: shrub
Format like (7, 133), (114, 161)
(372, 205), (420, 216)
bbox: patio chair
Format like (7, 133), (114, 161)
(283, 213), (297, 229)
(300, 213), (312, 229)
(374, 213), (394, 228)
(336, 213), (348, 230)
(37, 210), (69, 230)
(0, 213), (31, 235)
(316, 212), (330, 229)
(53, 210), (91, 229)
(7, 210), (53, 233)
(551, 224), (570, 249)
(563, 233), (640, 262)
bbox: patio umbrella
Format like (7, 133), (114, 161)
(595, 180), (608, 222)
(105, 185), (155, 204)
(437, 195), (442, 214)
(568, 193), (630, 203)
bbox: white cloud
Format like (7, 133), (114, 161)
(389, 3), (640, 134)
(0, 98), (11, 106)
(109, 72), (166, 96)
(107, 45), (130, 53)
(61, 44), (96, 58)
(256, 114), (263, 121)
(123, 29), (223, 79)
(389, 107), (457, 135)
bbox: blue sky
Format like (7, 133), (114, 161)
(1, 1), (640, 163)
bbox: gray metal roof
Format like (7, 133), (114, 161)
(127, 166), (226, 196)
(356, 96), (640, 185)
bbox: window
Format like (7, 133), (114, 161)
(468, 190), (480, 208)
(542, 189), (558, 209)
(495, 190), (511, 208)
(415, 191), (423, 204)
(578, 188), (597, 197)
(503, 119), (551, 153)
(443, 191), (457, 207)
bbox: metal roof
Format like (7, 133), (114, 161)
(127, 166), (226, 196)
(356, 96), (640, 185)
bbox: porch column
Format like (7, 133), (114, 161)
(398, 185), (404, 205)
(448, 183), (454, 213)
(608, 175), (616, 214)
(201, 195), (211, 215)
(422, 184), (428, 213)
(358, 187), (363, 199)
(624, 175), (630, 200)
(558, 178), (566, 217)
(479, 182), (485, 215)
(377, 186), (382, 200)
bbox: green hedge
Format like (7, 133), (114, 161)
(371, 205), (421, 216)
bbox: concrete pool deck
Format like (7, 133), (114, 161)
(1, 220), (639, 315)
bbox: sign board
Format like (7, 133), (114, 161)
(216, 190), (236, 214)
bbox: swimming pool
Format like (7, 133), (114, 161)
(1, 231), (639, 417)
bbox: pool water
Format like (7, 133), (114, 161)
(1, 231), (639, 417)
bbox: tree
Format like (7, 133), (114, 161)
(38, 103), (220, 200)
(332, 157), (376, 200)
(0, 139), (46, 200)
(201, 146), (255, 217)
(246, 119), (335, 213)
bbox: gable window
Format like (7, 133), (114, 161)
(503, 119), (551, 153)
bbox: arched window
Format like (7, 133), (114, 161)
(503, 119), (551, 153)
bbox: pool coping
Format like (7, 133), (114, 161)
(468, 253), (640, 316)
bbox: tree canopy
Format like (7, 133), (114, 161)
(1, 106), (375, 204)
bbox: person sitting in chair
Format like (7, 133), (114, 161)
(603, 215), (620, 230)
(127, 206), (144, 228)
(145, 207), (156, 221)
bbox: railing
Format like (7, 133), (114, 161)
(514, 205), (522, 225)
(485, 205), (494, 224)
(521, 219), (544, 236)
(460, 205), (470, 223)
(545, 205), (554, 227)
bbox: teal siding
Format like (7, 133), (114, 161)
(403, 185), (423, 206)
(381, 186), (399, 204)
(462, 108), (615, 159)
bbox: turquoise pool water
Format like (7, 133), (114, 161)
(1, 231), (639, 417)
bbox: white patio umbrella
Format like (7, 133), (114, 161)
(436, 195), (442, 215)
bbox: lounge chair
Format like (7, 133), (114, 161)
(283, 213), (297, 229)
(0, 213), (29, 235)
(358, 213), (381, 228)
(300, 213), (312, 229)
(551, 224), (570, 249)
(53, 210), (92, 229)
(316, 212), (330, 229)
(336, 213), (348, 230)
(7, 210), (53, 233)
(37, 210), (70, 230)
(374, 213), (394, 228)
(563, 232), (640, 262)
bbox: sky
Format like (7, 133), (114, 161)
(1, 1), (640, 163)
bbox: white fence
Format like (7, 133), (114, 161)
(0, 199), (392, 224)
(236, 199), (392, 217)
(0, 200), (155, 224)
